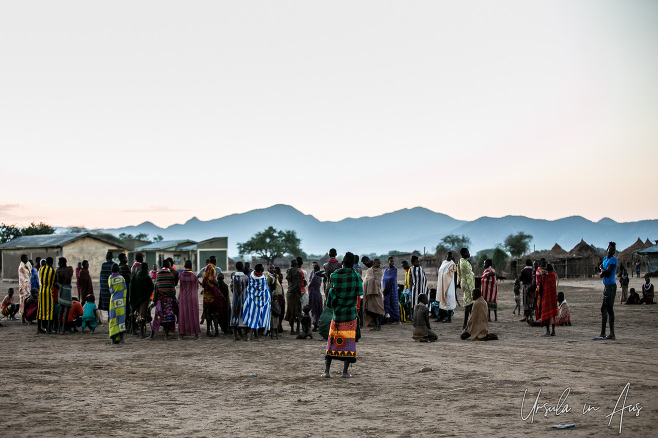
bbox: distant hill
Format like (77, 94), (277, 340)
(80, 204), (657, 257)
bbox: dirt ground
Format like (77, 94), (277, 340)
(0, 276), (656, 437)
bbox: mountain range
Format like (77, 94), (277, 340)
(89, 204), (658, 257)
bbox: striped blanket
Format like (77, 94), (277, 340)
(242, 272), (271, 330)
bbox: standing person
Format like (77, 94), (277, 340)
(639, 275), (655, 305)
(410, 255), (428, 311)
(536, 263), (558, 336)
(268, 265), (285, 333)
(353, 255), (363, 277)
(149, 264), (158, 282)
(322, 252), (363, 378)
(619, 268), (630, 304)
(519, 259), (534, 322)
(230, 261), (249, 340)
(534, 259), (548, 322)
(481, 259), (498, 322)
(242, 264), (271, 341)
(362, 258), (385, 331)
(285, 259), (303, 335)
(55, 257), (74, 334)
(37, 257), (56, 334)
(99, 251), (114, 312)
(202, 256), (226, 336)
(438, 252), (458, 323)
(457, 248), (475, 330)
(307, 263), (324, 331)
(382, 257), (400, 325)
(34, 257), (42, 274)
(18, 255), (32, 317)
(30, 259), (40, 292)
(400, 260), (412, 321)
(78, 260), (94, 303)
(297, 257), (309, 310)
(107, 263), (128, 344)
(178, 260), (201, 340)
(118, 254), (132, 333)
(149, 260), (178, 340)
(75, 262), (82, 298)
(594, 242), (617, 340)
(131, 253), (144, 277)
(635, 261), (641, 278)
(322, 249), (342, 299)
(130, 262), (154, 338)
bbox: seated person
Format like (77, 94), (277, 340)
(625, 288), (640, 305)
(66, 297), (84, 333)
(639, 275), (655, 305)
(297, 304), (313, 339)
(23, 289), (39, 324)
(412, 293), (437, 342)
(1, 288), (19, 320)
(461, 288), (498, 341)
(554, 292), (572, 326)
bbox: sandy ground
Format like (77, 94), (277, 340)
(0, 276), (656, 437)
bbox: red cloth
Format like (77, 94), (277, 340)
(481, 267), (498, 304)
(68, 300), (84, 322)
(537, 270), (558, 322)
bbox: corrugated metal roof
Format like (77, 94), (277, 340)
(638, 244), (658, 254)
(0, 233), (129, 249)
(179, 244), (198, 251)
(134, 240), (197, 251)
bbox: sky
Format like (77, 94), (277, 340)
(1, 0), (657, 229)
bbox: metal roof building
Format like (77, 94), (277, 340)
(0, 233), (130, 281)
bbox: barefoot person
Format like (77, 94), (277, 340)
(382, 257), (400, 325)
(481, 259), (498, 322)
(410, 255), (428, 311)
(457, 248), (475, 330)
(37, 257), (56, 334)
(242, 264), (271, 341)
(178, 260), (201, 340)
(108, 263), (128, 344)
(594, 242), (617, 340)
(230, 261), (249, 340)
(1, 288), (19, 320)
(130, 262), (154, 338)
(362, 258), (385, 331)
(149, 260), (177, 340)
(285, 259), (303, 336)
(18, 255), (32, 317)
(55, 257), (74, 334)
(322, 252), (363, 378)
(537, 263), (558, 336)
(519, 259), (534, 322)
(438, 251), (458, 323)
(555, 292), (572, 326)
(639, 275), (655, 305)
(78, 260), (94, 303)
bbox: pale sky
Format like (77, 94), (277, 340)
(1, 1), (657, 229)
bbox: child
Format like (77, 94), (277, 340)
(297, 304), (313, 339)
(513, 278), (521, 315)
(270, 292), (281, 340)
(412, 294), (437, 342)
(1, 288), (19, 320)
(81, 294), (99, 334)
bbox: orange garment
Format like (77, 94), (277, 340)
(68, 300), (84, 322)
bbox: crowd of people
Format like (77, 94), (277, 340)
(2, 241), (654, 373)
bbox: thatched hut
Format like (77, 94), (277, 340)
(566, 239), (603, 278)
(618, 238), (648, 273)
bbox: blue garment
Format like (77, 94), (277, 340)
(602, 256), (617, 285)
(30, 267), (39, 290)
(382, 267), (400, 322)
(82, 302), (98, 328)
(241, 272), (271, 330)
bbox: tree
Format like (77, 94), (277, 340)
(504, 232), (533, 257)
(153, 235), (164, 242)
(492, 247), (509, 273)
(237, 226), (303, 265)
(135, 233), (149, 240)
(0, 222), (55, 244)
(21, 222), (55, 236)
(118, 233), (135, 240)
(436, 234), (471, 256)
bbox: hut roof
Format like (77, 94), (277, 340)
(0, 233), (129, 250)
(619, 238), (646, 258)
(568, 239), (602, 258)
(545, 243), (568, 257)
(645, 239), (655, 248)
